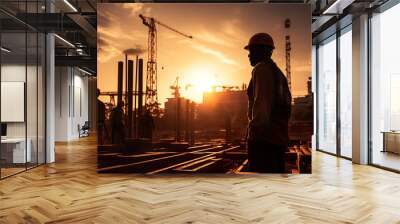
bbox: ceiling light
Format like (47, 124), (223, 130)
(54, 34), (75, 48)
(78, 67), (93, 76)
(63, 0), (78, 12)
(1, 47), (11, 53)
(322, 0), (353, 15)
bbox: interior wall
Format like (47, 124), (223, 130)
(55, 66), (70, 141)
(72, 71), (89, 138)
(55, 66), (89, 141)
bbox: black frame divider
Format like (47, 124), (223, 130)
(0, 0), (47, 180)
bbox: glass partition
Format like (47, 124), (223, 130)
(27, 31), (38, 169)
(339, 27), (352, 158)
(1, 31), (28, 177)
(0, 1), (46, 179)
(370, 3), (400, 171)
(317, 35), (337, 154)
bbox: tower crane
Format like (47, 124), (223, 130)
(285, 18), (292, 92)
(170, 76), (181, 98)
(139, 14), (193, 116)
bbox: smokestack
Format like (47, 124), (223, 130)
(134, 56), (138, 138)
(117, 61), (123, 106)
(138, 59), (144, 137)
(127, 60), (134, 138)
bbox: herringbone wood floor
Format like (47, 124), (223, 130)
(1, 137), (400, 224)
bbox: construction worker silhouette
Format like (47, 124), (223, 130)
(111, 101), (125, 144)
(140, 109), (155, 140)
(97, 89), (108, 145)
(245, 33), (292, 173)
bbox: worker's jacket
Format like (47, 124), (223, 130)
(247, 58), (292, 146)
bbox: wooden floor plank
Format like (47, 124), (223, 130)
(0, 136), (400, 223)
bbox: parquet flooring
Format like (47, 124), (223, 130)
(1, 136), (400, 223)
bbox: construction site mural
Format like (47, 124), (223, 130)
(97, 3), (312, 174)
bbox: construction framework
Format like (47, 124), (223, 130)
(285, 18), (292, 92)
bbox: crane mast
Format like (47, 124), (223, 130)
(285, 18), (292, 92)
(139, 14), (158, 115)
(139, 14), (193, 116)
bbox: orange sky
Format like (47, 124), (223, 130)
(97, 3), (311, 105)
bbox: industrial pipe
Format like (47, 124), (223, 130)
(137, 59), (144, 138)
(134, 55), (139, 138)
(117, 61), (123, 106)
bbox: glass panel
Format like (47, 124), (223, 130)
(1, 31), (28, 177)
(317, 36), (337, 154)
(339, 28), (352, 158)
(371, 3), (400, 171)
(27, 31), (38, 169)
(0, 1), (46, 178)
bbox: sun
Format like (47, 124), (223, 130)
(196, 73), (216, 92)
(183, 69), (217, 103)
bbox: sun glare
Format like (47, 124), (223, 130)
(183, 69), (217, 103)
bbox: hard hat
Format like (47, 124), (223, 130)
(244, 33), (275, 50)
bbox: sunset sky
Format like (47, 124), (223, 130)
(97, 3), (311, 105)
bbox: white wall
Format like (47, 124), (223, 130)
(71, 72), (89, 138)
(55, 66), (70, 141)
(54, 67), (89, 141)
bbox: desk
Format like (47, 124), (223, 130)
(382, 131), (400, 154)
(1, 138), (31, 163)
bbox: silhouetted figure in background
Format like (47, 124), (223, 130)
(97, 89), (107, 145)
(140, 109), (155, 140)
(244, 33), (292, 173)
(111, 101), (125, 144)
